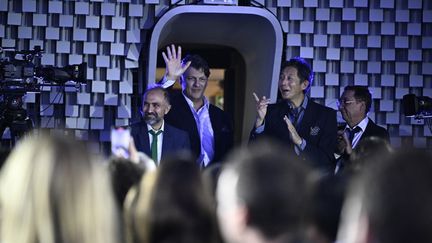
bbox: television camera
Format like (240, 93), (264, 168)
(0, 46), (87, 144)
(402, 94), (432, 133)
(402, 94), (432, 118)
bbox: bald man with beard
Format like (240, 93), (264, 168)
(131, 86), (190, 165)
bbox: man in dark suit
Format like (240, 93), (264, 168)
(159, 44), (233, 167)
(131, 86), (190, 165)
(250, 58), (337, 173)
(334, 85), (390, 173)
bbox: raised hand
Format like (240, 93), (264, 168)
(161, 44), (191, 81)
(283, 115), (302, 146)
(253, 92), (270, 128)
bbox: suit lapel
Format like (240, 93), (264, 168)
(142, 125), (151, 156)
(161, 124), (173, 160)
(209, 105), (217, 132)
(359, 118), (374, 142)
(179, 94), (200, 140)
(179, 94), (197, 127)
(298, 101), (314, 138)
(272, 102), (291, 141)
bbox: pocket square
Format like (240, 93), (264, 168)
(310, 126), (320, 136)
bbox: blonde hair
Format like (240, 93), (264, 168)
(0, 133), (120, 243)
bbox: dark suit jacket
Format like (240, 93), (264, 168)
(250, 99), (338, 173)
(360, 118), (390, 142)
(164, 91), (234, 164)
(130, 120), (191, 161)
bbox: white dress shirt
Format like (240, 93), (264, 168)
(345, 116), (369, 149)
(183, 93), (215, 167)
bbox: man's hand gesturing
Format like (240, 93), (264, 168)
(283, 116), (302, 146)
(253, 92), (270, 128)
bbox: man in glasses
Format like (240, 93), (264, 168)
(159, 45), (234, 168)
(251, 57), (337, 174)
(334, 85), (390, 173)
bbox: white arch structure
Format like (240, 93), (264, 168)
(147, 5), (283, 140)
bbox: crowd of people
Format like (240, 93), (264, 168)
(0, 44), (430, 243)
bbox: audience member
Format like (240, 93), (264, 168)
(0, 132), (120, 243)
(337, 149), (432, 243)
(250, 58), (337, 173)
(306, 175), (346, 243)
(335, 85), (390, 173)
(124, 153), (221, 243)
(109, 156), (146, 207)
(109, 135), (157, 207)
(345, 136), (392, 175)
(131, 85), (190, 165)
(217, 139), (315, 243)
(202, 163), (223, 206)
(306, 136), (392, 243)
(123, 169), (158, 243)
(160, 44), (234, 167)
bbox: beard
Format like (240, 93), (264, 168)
(144, 112), (161, 126)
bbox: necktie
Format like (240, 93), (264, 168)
(348, 127), (362, 145)
(287, 102), (302, 127)
(290, 108), (298, 122)
(149, 130), (162, 163)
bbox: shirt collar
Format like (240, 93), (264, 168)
(147, 120), (165, 133)
(287, 95), (309, 110)
(182, 92), (210, 111)
(345, 116), (369, 132)
(300, 95), (309, 110)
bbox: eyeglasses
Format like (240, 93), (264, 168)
(337, 99), (357, 107)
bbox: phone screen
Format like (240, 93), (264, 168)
(111, 126), (131, 158)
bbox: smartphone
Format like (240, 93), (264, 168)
(111, 126), (131, 159)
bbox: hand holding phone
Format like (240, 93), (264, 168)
(111, 126), (131, 159)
